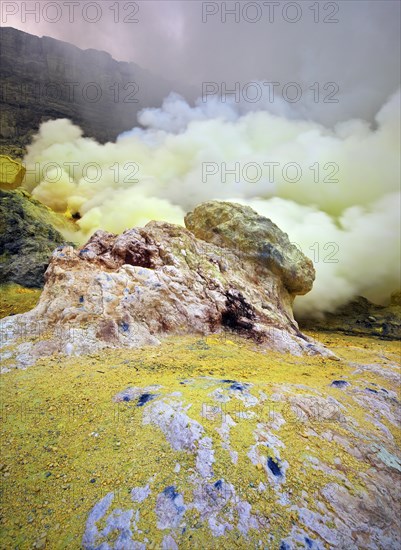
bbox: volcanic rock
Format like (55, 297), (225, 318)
(0, 188), (76, 288)
(300, 294), (401, 340)
(185, 201), (315, 295)
(0, 201), (334, 368)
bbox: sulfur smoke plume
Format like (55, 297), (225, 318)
(23, 90), (400, 317)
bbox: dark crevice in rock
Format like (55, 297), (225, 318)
(137, 393), (157, 407)
(163, 486), (179, 501)
(229, 382), (248, 391)
(123, 246), (154, 268)
(214, 479), (223, 490)
(221, 289), (255, 331)
(331, 380), (349, 388)
(267, 456), (282, 477)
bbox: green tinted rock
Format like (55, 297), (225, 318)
(0, 155), (26, 189)
(185, 201), (315, 295)
(0, 188), (76, 287)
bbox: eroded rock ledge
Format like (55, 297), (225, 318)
(1, 201), (333, 369)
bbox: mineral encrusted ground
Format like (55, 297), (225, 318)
(0, 332), (399, 549)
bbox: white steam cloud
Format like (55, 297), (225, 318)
(23, 90), (400, 317)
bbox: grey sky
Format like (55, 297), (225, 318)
(3, 0), (400, 124)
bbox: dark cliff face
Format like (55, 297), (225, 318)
(0, 27), (191, 150)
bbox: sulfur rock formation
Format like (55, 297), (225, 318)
(0, 155), (26, 189)
(0, 201), (333, 369)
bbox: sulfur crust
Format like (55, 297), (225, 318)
(0, 331), (400, 548)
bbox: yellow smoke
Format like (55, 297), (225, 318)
(22, 91), (400, 316)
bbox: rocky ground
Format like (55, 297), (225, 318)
(0, 331), (399, 549)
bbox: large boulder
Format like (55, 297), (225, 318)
(185, 201), (315, 295)
(0, 201), (334, 369)
(0, 188), (75, 287)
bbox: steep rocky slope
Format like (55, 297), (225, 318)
(0, 27), (191, 150)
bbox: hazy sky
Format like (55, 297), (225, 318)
(3, 0), (400, 124)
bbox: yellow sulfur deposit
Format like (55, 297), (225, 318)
(0, 284), (42, 318)
(0, 331), (399, 548)
(0, 155), (26, 190)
